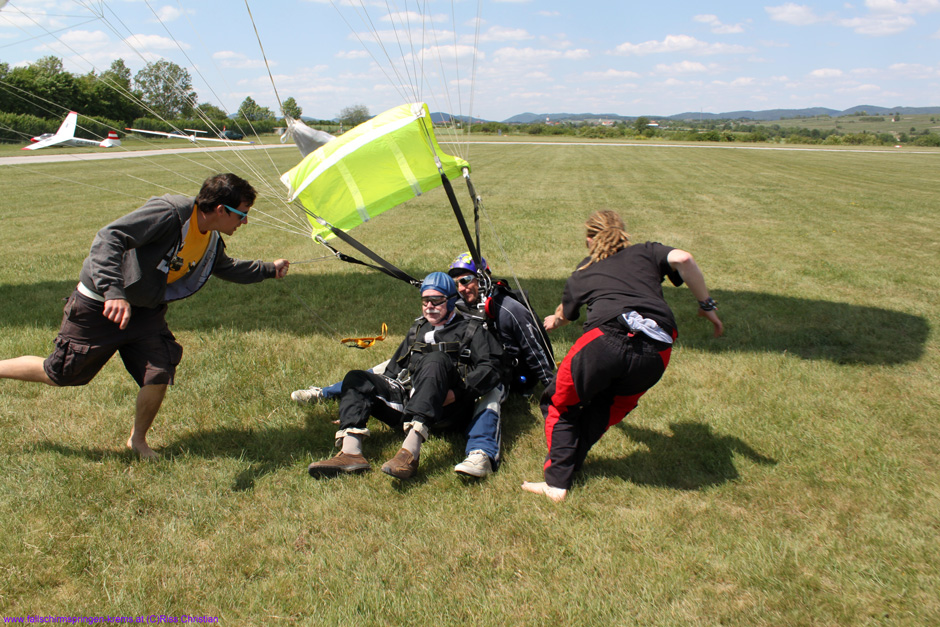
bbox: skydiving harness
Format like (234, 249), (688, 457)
(482, 279), (556, 362)
(394, 314), (486, 389)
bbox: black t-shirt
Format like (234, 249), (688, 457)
(561, 242), (682, 333)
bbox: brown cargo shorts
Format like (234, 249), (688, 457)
(43, 291), (183, 387)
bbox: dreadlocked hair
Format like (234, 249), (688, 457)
(578, 210), (631, 270)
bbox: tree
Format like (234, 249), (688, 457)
(633, 116), (651, 133)
(281, 97), (302, 119)
(339, 104), (370, 127)
(237, 96), (275, 121)
(134, 60), (197, 119)
(88, 59), (142, 123)
(31, 55), (65, 76)
(196, 102), (228, 120)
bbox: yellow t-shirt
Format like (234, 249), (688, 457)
(166, 211), (211, 284)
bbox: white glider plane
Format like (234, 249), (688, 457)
(125, 126), (253, 144)
(24, 111), (121, 150)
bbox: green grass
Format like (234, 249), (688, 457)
(1, 141), (938, 625)
(740, 112), (940, 136)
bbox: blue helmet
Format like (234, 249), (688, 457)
(420, 271), (459, 311)
(447, 251), (488, 277)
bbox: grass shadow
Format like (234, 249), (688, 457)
(2, 279), (927, 366)
(583, 421), (777, 491)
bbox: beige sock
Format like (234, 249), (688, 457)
(402, 429), (424, 458)
(341, 434), (363, 456)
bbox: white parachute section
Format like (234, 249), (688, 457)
(281, 117), (336, 158)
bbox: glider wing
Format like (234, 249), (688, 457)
(125, 127), (253, 144)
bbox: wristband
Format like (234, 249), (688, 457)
(698, 298), (717, 312)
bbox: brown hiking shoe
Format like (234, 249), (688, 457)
(380, 448), (419, 479)
(308, 452), (370, 477)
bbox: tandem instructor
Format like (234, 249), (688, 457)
(0, 173), (289, 458)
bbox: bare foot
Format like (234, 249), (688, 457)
(521, 481), (567, 503)
(127, 435), (159, 460)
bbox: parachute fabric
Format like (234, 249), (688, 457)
(280, 102), (470, 241)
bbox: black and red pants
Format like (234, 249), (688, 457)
(539, 320), (674, 489)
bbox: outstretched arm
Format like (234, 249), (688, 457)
(544, 303), (570, 332)
(667, 249), (724, 337)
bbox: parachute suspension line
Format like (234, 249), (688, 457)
(411, 116), (483, 272)
(381, 0), (421, 104)
(281, 281), (342, 339)
(475, 200), (550, 357)
(85, 1), (303, 233)
(244, 0), (284, 116)
(88, 1), (280, 191)
(438, 171), (484, 272)
(295, 203), (422, 288)
(466, 0), (483, 152)
(129, 0), (289, 198)
(330, 0), (414, 105)
(462, 168), (483, 263)
(1, 163), (151, 202)
(0, 78), (214, 193)
(445, 0), (463, 134)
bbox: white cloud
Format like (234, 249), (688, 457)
(212, 50), (269, 70)
(887, 62), (940, 77)
(153, 6), (183, 22)
(809, 68), (844, 78)
(766, 3), (826, 25)
(354, 28), (455, 45)
(58, 29), (110, 50)
(864, 0), (940, 14)
(839, 14), (915, 33)
(693, 14), (746, 34)
(836, 83), (882, 94)
(123, 33), (186, 52)
(336, 49), (370, 60)
(476, 26), (533, 43)
(492, 46), (588, 63)
(614, 34), (750, 55)
(381, 11), (448, 24)
(537, 11), (560, 17)
(654, 60), (715, 74)
(583, 69), (642, 79)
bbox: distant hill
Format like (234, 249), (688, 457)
(497, 106), (940, 124)
(306, 105), (940, 128)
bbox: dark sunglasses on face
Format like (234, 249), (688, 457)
(422, 296), (447, 307)
(455, 275), (476, 286)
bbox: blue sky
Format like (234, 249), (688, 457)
(1, 0), (938, 122)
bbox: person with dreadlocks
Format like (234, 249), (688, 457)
(522, 210), (723, 502)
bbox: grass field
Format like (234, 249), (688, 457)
(1, 140), (938, 625)
(742, 112), (940, 136)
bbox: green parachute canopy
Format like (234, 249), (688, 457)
(280, 102), (470, 241)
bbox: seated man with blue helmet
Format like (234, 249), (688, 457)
(307, 272), (504, 480)
(447, 253), (556, 478)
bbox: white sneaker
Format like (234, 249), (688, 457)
(291, 386), (324, 405)
(454, 450), (493, 478)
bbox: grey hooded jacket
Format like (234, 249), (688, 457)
(78, 194), (275, 308)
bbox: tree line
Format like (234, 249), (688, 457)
(0, 56), (330, 143)
(463, 117), (940, 147)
